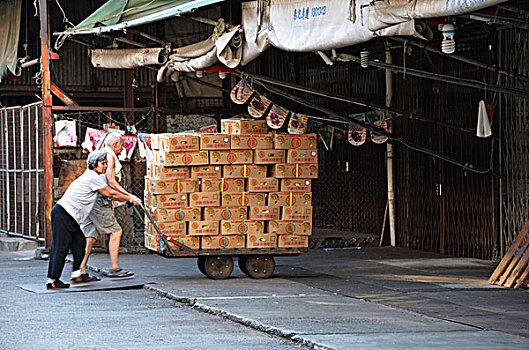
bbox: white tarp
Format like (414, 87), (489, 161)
(91, 48), (166, 69)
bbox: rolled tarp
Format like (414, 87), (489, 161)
(91, 48), (167, 69)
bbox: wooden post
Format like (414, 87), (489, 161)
(39, 0), (53, 248)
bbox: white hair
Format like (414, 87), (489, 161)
(105, 133), (123, 147)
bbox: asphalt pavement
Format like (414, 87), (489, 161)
(2, 246), (529, 349)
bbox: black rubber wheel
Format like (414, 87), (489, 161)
(245, 255), (275, 279)
(238, 256), (249, 276)
(203, 256), (234, 280)
(197, 257), (207, 276)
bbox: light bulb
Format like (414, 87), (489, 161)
(441, 23), (455, 54)
(218, 71), (226, 79)
(360, 50), (369, 68)
(196, 70), (203, 78)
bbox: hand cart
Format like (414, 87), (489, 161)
(133, 204), (308, 280)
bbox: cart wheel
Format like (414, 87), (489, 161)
(245, 255), (275, 279)
(203, 256), (234, 280)
(197, 257), (207, 276)
(238, 256), (249, 276)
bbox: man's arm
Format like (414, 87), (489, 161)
(98, 186), (141, 205)
(106, 154), (129, 196)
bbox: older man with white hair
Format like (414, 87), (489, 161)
(80, 133), (139, 278)
(46, 151), (142, 290)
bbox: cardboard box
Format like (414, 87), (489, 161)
(203, 207), (248, 221)
(271, 164), (318, 178)
(277, 234), (309, 248)
(221, 118), (267, 135)
(247, 178), (279, 192)
(220, 220), (265, 235)
(223, 164), (267, 179)
(286, 149), (318, 164)
(254, 150), (286, 164)
(189, 192), (221, 207)
(201, 235), (246, 249)
(188, 221), (220, 236)
(150, 165), (190, 180)
(144, 190), (151, 207)
(151, 134), (170, 150)
(249, 206), (280, 220)
(200, 134), (231, 150)
(268, 192), (312, 206)
(201, 178), (245, 193)
(144, 232), (200, 251)
(160, 134), (200, 152)
(221, 192), (267, 206)
(230, 134), (274, 149)
(150, 193), (188, 209)
(147, 178), (200, 194)
(149, 207), (201, 223)
(268, 220), (312, 235)
(274, 134), (318, 149)
(281, 179), (312, 192)
(210, 150), (253, 165)
(158, 150), (209, 166)
(281, 206), (313, 221)
(149, 221), (187, 236)
(191, 165), (222, 179)
(246, 233), (277, 248)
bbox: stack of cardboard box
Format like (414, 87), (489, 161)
(144, 118), (318, 252)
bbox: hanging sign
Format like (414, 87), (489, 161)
(266, 104), (289, 129)
(82, 128), (107, 152)
(347, 114), (366, 146)
(317, 124), (334, 151)
(288, 113), (309, 134)
(54, 120), (77, 147)
(247, 94), (272, 118)
(118, 135), (138, 161)
(230, 79), (254, 105)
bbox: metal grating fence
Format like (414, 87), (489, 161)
(0, 102), (45, 241)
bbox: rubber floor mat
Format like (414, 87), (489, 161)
(18, 277), (151, 294)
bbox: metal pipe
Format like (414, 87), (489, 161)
(21, 58), (40, 69)
(35, 104), (40, 237)
(338, 53), (529, 99)
(12, 108), (17, 233)
(459, 13), (529, 30)
(385, 47), (396, 248)
(40, 0), (54, 248)
(28, 106), (32, 237)
(21, 106), (25, 235)
(4, 109), (9, 232)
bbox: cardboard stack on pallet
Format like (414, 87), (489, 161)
(144, 118), (318, 252)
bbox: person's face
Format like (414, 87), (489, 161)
(111, 141), (124, 155)
(94, 159), (108, 174)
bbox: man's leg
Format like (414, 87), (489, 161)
(79, 237), (96, 274)
(108, 230), (123, 270)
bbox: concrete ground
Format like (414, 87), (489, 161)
(2, 246), (528, 349)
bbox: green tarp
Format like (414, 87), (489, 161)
(0, 0), (22, 83)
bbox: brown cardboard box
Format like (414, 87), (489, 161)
(200, 134), (231, 150)
(201, 178), (245, 193)
(274, 134), (318, 149)
(189, 192), (221, 207)
(144, 190), (151, 207)
(151, 134), (169, 150)
(201, 235), (246, 249)
(210, 150), (253, 165)
(150, 165), (190, 180)
(254, 150), (286, 164)
(221, 118), (267, 135)
(220, 220), (265, 235)
(203, 207), (248, 221)
(230, 134), (274, 149)
(281, 206), (313, 221)
(280, 179), (312, 192)
(151, 221), (187, 236)
(158, 150), (209, 166)
(221, 192), (267, 206)
(150, 193), (188, 209)
(246, 233), (277, 248)
(190, 165), (222, 179)
(268, 220), (312, 235)
(149, 207), (201, 223)
(271, 164), (318, 178)
(247, 178), (279, 192)
(268, 192), (312, 206)
(286, 149), (318, 164)
(144, 232), (200, 251)
(188, 221), (220, 236)
(148, 178), (199, 194)
(223, 164), (266, 179)
(249, 206), (280, 220)
(160, 134), (200, 152)
(277, 234), (309, 248)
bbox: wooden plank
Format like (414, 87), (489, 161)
(514, 263), (529, 289)
(489, 219), (529, 284)
(505, 245), (529, 288)
(498, 236), (529, 285)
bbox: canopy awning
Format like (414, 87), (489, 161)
(54, 0), (225, 48)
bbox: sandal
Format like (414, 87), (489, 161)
(70, 274), (101, 284)
(46, 280), (70, 290)
(106, 268), (134, 278)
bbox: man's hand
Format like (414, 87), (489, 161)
(130, 194), (142, 206)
